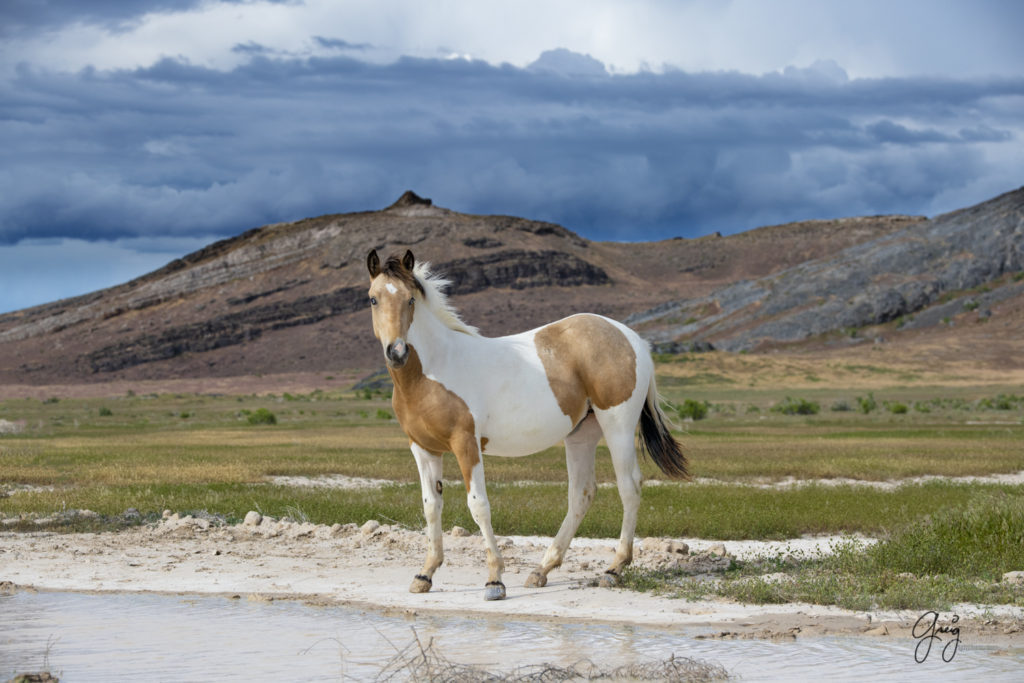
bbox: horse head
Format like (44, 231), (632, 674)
(367, 248), (424, 369)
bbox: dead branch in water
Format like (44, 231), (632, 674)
(373, 627), (730, 682)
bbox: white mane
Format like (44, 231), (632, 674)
(413, 261), (480, 337)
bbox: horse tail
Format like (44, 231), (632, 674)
(638, 375), (689, 480)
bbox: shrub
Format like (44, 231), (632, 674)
(98, 406), (113, 417)
(376, 409), (393, 420)
(887, 402), (909, 414)
(993, 394), (1020, 410)
(676, 399), (709, 421)
(856, 393), (877, 414)
(246, 408), (277, 425)
(771, 396), (820, 416)
(830, 400), (852, 412)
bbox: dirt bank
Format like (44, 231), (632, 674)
(2, 515), (1022, 650)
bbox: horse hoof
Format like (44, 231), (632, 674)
(524, 570), (548, 588)
(484, 581), (506, 601)
(597, 571), (620, 588)
(410, 574), (432, 593)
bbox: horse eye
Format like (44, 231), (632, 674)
(408, 298), (415, 307)
(369, 296), (377, 306)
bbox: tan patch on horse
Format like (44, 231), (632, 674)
(534, 315), (637, 422)
(391, 347), (480, 490)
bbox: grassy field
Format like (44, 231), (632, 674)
(2, 353), (1023, 608)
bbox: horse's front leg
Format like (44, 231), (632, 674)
(454, 433), (506, 600)
(410, 442), (444, 593)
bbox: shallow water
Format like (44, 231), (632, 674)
(1, 591), (1020, 681)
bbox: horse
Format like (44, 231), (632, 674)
(366, 249), (687, 601)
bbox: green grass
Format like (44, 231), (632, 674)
(2, 383), (1024, 537)
(623, 492), (1024, 610)
(2, 477), (1020, 541)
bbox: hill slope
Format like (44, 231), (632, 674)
(0, 191), (921, 386)
(628, 186), (1024, 354)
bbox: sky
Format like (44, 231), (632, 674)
(1, 0), (1023, 314)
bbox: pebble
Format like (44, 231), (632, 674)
(243, 511), (263, 526)
(361, 519), (381, 536)
(864, 625), (889, 636)
(707, 543), (728, 557)
(450, 525), (471, 537)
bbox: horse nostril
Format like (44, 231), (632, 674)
(387, 340), (408, 363)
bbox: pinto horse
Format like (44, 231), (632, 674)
(367, 249), (687, 601)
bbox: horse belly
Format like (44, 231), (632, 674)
(477, 370), (574, 457)
(482, 419), (572, 457)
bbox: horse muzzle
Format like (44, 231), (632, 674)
(386, 338), (409, 368)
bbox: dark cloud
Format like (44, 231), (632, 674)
(0, 49), (1021, 247)
(312, 36), (372, 51)
(0, 0), (205, 35)
(0, 0), (296, 35)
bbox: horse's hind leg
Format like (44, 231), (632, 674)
(410, 443), (444, 593)
(596, 416), (643, 587)
(525, 413), (601, 588)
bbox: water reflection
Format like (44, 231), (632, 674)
(0, 591), (1020, 681)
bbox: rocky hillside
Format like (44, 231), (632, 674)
(629, 186), (1024, 351)
(0, 190), (923, 386)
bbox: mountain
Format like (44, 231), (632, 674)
(628, 186), (1024, 353)
(0, 190), (923, 387)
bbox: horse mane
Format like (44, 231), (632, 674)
(412, 261), (481, 337)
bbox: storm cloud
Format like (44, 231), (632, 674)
(0, 0), (1022, 313)
(3, 49), (1021, 247)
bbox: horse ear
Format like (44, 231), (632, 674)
(366, 249), (381, 278)
(402, 249), (415, 272)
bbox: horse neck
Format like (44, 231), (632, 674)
(405, 304), (477, 380)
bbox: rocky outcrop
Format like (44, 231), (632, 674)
(82, 287), (368, 373)
(630, 186), (1024, 350)
(440, 250), (610, 293)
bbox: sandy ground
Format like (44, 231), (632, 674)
(2, 515), (1023, 650)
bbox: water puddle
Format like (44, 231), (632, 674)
(1, 591), (1020, 681)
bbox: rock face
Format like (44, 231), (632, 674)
(629, 186), (1024, 350)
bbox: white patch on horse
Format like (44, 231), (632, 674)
(385, 282), (398, 294)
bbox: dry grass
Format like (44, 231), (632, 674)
(375, 628), (730, 682)
(655, 349), (1024, 391)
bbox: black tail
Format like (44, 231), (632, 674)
(639, 393), (689, 480)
